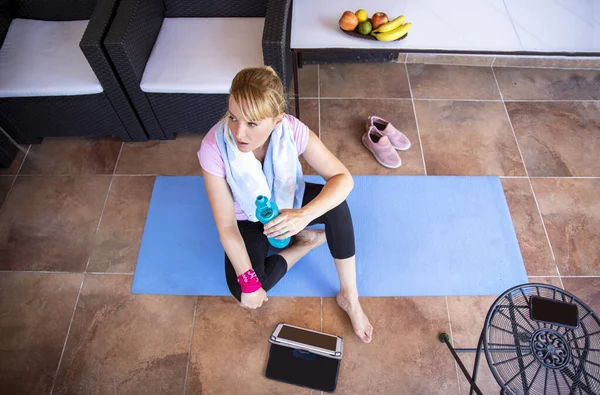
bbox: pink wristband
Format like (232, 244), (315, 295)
(237, 268), (262, 294)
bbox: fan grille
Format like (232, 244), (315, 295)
(484, 285), (600, 395)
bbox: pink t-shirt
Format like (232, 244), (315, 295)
(198, 114), (310, 221)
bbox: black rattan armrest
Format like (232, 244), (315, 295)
(0, 0), (12, 46)
(80, 0), (147, 141)
(104, 0), (166, 139)
(263, 0), (293, 92)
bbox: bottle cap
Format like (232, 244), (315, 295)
(256, 195), (268, 205)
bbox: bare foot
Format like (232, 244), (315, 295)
(280, 229), (327, 272)
(295, 229), (327, 247)
(336, 291), (373, 343)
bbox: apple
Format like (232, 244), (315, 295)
(339, 10), (359, 31)
(370, 12), (389, 29)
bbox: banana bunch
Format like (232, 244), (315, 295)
(371, 15), (412, 42)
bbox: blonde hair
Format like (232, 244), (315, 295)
(228, 66), (286, 122)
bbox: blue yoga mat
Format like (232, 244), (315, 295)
(132, 176), (527, 297)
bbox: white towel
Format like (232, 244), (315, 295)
(215, 117), (305, 222)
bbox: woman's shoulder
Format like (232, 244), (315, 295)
(284, 113), (303, 128)
(202, 120), (223, 147)
(284, 113), (310, 155)
(198, 120), (226, 177)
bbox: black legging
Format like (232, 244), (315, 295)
(225, 182), (355, 301)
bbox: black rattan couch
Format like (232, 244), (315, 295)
(105, 0), (293, 140)
(0, 130), (17, 168)
(0, 0), (147, 144)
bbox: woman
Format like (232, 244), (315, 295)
(198, 67), (373, 343)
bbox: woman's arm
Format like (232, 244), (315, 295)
(203, 172), (253, 276)
(264, 130), (353, 238)
(204, 172), (268, 309)
(301, 130), (354, 219)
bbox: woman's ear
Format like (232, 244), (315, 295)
(274, 113), (285, 126)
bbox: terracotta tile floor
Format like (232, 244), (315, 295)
(1, 63), (599, 394)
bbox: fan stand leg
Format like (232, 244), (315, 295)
(469, 330), (485, 395)
(438, 333), (484, 395)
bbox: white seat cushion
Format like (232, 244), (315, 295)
(0, 19), (103, 98)
(141, 18), (265, 94)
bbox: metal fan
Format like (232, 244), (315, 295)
(440, 284), (600, 395)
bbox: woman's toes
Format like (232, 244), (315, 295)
(366, 324), (374, 341)
(357, 329), (371, 343)
(357, 323), (373, 343)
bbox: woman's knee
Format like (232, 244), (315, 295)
(323, 200), (355, 259)
(326, 199), (352, 224)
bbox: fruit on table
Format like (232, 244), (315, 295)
(355, 9), (368, 22)
(371, 22), (412, 42)
(370, 12), (389, 29)
(339, 11), (359, 31)
(357, 20), (372, 35)
(372, 15), (405, 33)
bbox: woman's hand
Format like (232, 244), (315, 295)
(264, 209), (312, 239)
(240, 288), (268, 309)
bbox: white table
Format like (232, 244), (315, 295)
(290, 0), (600, 115)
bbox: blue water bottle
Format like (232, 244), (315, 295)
(255, 195), (291, 249)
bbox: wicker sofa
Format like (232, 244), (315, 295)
(0, 130), (17, 168)
(0, 0), (147, 144)
(105, 0), (293, 140)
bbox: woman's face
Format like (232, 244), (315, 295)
(227, 97), (283, 153)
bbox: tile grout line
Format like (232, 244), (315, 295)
(310, 97), (600, 103)
(553, 275), (600, 278)
(318, 64), (321, 139)
(444, 297), (456, 345)
(491, 66), (563, 288)
(503, 176), (600, 179)
(9, 174), (115, 177)
(445, 296), (462, 395)
(530, 179), (565, 288)
(404, 63), (427, 175)
(15, 144), (30, 176)
(493, 64), (600, 72)
(320, 297), (323, 331)
(111, 173), (158, 177)
(49, 274), (86, 395)
(527, 275), (600, 279)
(320, 97), (414, 100)
(530, 176), (600, 179)
(404, 58), (600, 71)
(84, 143), (123, 273)
(407, 62), (496, 68)
(503, 99), (600, 103)
(414, 98), (500, 102)
(0, 270), (133, 275)
(87, 271), (133, 275)
(84, 176), (115, 273)
(0, 145), (31, 215)
(182, 297), (199, 395)
(113, 141), (124, 176)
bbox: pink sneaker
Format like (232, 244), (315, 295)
(367, 116), (411, 151)
(362, 127), (402, 169)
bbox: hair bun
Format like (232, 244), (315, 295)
(264, 66), (278, 76)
